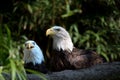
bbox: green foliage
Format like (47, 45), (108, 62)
(0, 25), (27, 80)
(61, 0), (82, 18)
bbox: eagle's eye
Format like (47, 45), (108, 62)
(30, 46), (34, 48)
(55, 28), (61, 31)
(32, 42), (36, 45)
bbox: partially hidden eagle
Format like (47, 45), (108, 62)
(23, 40), (48, 74)
(46, 26), (103, 71)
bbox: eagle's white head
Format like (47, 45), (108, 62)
(46, 26), (73, 52)
(23, 40), (44, 65)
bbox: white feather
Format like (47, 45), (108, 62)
(23, 40), (44, 65)
(52, 26), (73, 52)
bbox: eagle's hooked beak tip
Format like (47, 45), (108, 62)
(46, 28), (54, 36)
(46, 29), (49, 36)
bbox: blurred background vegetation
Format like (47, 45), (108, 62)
(0, 0), (120, 79)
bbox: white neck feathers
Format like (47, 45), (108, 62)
(53, 35), (73, 52)
(23, 44), (44, 65)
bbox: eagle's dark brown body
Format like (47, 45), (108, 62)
(48, 47), (103, 71)
(67, 48), (103, 68)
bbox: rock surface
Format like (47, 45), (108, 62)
(4, 62), (120, 80)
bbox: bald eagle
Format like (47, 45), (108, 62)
(46, 26), (103, 71)
(23, 40), (48, 74)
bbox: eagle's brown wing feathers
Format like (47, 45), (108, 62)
(65, 48), (103, 69)
(48, 48), (103, 71)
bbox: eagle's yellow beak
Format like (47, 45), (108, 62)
(26, 43), (34, 50)
(46, 28), (55, 36)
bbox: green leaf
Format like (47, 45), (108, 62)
(27, 4), (33, 14)
(101, 52), (109, 62)
(10, 60), (16, 80)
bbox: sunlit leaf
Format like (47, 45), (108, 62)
(101, 52), (109, 62)
(27, 4), (33, 14)
(10, 60), (16, 80)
